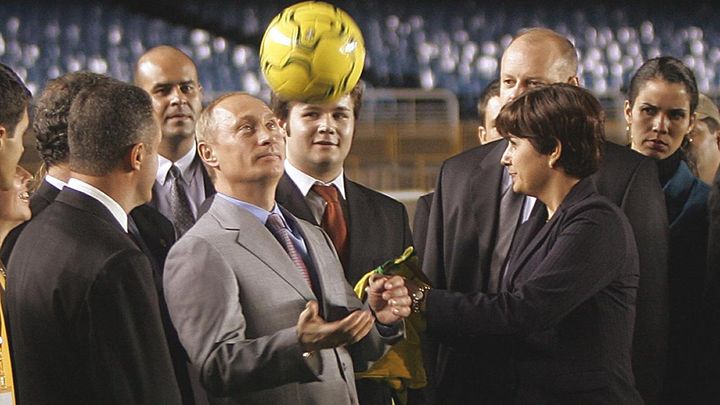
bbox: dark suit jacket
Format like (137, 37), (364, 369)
(425, 178), (643, 404)
(276, 173), (413, 286)
(0, 179), (194, 403)
(129, 205), (196, 405)
(699, 167), (720, 400)
(709, 167), (720, 287)
(0, 179), (60, 264)
(422, 140), (669, 404)
(412, 192), (433, 261)
(662, 161), (710, 404)
(6, 188), (181, 404)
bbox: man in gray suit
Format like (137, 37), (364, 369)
(163, 92), (411, 405)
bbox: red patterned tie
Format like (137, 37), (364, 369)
(311, 184), (348, 265)
(265, 213), (314, 290)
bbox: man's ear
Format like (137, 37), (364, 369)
(198, 141), (218, 168)
(279, 119), (289, 136)
(477, 126), (487, 144)
(0, 125), (7, 152)
(128, 142), (146, 172)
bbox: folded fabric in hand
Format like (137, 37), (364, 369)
(353, 246), (430, 404)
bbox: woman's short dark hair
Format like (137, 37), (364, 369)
(495, 83), (605, 178)
(626, 56), (698, 114)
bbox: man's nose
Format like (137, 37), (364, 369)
(317, 114), (335, 134)
(169, 86), (187, 105)
(258, 126), (286, 145)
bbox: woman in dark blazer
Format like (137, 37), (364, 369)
(624, 56), (710, 403)
(411, 84), (643, 404)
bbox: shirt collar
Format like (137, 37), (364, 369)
(156, 143), (198, 185)
(216, 193), (288, 227)
(66, 178), (128, 232)
(44, 174), (67, 191)
(284, 160), (346, 199)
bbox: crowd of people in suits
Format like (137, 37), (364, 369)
(0, 23), (717, 405)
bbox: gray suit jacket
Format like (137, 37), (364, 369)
(164, 196), (395, 405)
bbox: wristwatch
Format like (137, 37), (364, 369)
(411, 284), (431, 314)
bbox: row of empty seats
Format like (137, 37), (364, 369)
(1, 1), (719, 115)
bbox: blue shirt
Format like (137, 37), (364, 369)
(215, 193), (311, 263)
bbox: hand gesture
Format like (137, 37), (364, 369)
(366, 275), (411, 325)
(297, 300), (374, 352)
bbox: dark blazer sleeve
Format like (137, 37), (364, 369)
(88, 249), (181, 404)
(425, 204), (634, 339)
(412, 193), (433, 261)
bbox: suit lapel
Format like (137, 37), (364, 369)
(288, 209), (349, 316)
(505, 211), (555, 290)
(209, 198), (316, 302)
(505, 178), (597, 289)
(275, 173), (317, 225)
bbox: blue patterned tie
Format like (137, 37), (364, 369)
(265, 213), (313, 290)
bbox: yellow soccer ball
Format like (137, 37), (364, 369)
(259, 1), (365, 103)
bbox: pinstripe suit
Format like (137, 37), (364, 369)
(426, 178), (643, 404)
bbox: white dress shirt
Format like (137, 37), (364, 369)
(284, 160), (347, 225)
(66, 178), (128, 232)
(44, 174), (67, 191)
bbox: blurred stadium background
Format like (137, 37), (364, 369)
(2, 0), (718, 213)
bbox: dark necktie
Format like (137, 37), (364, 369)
(311, 184), (348, 265)
(167, 165), (195, 236)
(488, 181), (525, 293)
(265, 213), (314, 291)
